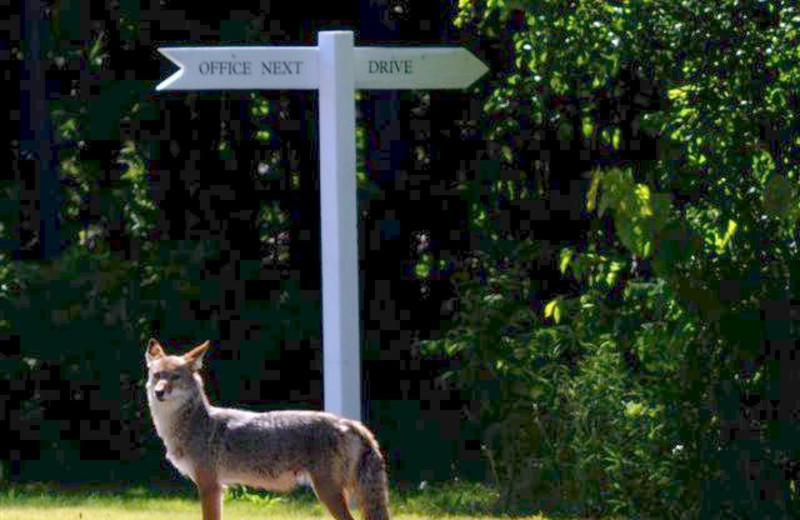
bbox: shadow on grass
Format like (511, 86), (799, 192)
(0, 480), (195, 505)
(0, 480), (583, 518)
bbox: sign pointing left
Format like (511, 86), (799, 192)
(156, 47), (320, 90)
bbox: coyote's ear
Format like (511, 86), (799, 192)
(184, 340), (211, 371)
(146, 338), (166, 367)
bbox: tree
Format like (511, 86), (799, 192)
(19, 0), (59, 259)
(426, 0), (800, 517)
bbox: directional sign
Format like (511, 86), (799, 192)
(156, 47), (319, 90)
(155, 31), (488, 421)
(354, 47), (488, 90)
(157, 44), (488, 91)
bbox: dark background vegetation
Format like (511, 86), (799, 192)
(4, 0), (502, 486)
(5, 1), (800, 519)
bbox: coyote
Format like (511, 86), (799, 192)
(145, 339), (390, 520)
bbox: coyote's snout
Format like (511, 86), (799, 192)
(145, 339), (390, 520)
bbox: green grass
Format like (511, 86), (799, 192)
(0, 482), (589, 520)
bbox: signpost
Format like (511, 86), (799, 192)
(156, 31), (488, 421)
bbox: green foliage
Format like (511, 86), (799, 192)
(425, 267), (696, 517)
(434, 0), (800, 517)
(118, 141), (158, 240)
(588, 168), (672, 258)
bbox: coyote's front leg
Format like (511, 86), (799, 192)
(198, 484), (222, 520)
(196, 469), (223, 520)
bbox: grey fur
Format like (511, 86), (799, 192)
(146, 339), (390, 520)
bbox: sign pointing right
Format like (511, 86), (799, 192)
(355, 47), (489, 90)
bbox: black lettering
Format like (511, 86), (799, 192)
(229, 61), (251, 75)
(198, 61), (251, 75)
(261, 60), (303, 75)
(367, 59), (413, 75)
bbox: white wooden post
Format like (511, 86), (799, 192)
(155, 31), (488, 422)
(318, 32), (360, 421)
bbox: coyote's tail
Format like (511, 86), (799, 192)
(352, 424), (390, 520)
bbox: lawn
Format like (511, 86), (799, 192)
(0, 482), (586, 520)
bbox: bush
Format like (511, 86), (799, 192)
(423, 257), (699, 518)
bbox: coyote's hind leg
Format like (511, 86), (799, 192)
(310, 473), (356, 520)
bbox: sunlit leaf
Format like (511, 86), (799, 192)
(544, 299), (557, 319)
(559, 248), (573, 274)
(587, 170), (601, 212)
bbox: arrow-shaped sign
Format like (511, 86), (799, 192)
(156, 47), (319, 91)
(154, 32), (488, 422)
(354, 47), (488, 89)
(157, 44), (488, 91)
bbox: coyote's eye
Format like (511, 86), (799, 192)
(170, 373), (181, 381)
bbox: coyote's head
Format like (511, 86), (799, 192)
(145, 338), (209, 407)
